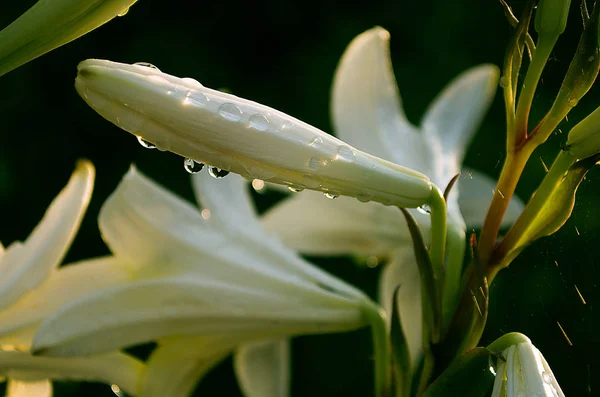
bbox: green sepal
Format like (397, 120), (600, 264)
(390, 287), (412, 397)
(423, 347), (495, 397)
(502, 153), (597, 260)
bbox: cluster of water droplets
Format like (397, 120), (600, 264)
(417, 204), (431, 215)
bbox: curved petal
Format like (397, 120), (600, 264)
(31, 276), (366, 357)
(0, 351), (143, 395)
(458, 169), (525, 229)
(138, 336), (235, 397)
(262, 191), (418, 256)
(378, 249), (423, 367)
(0, 256), (135, 348)
(0, 161), (94, 310)
(102, 167), (369, 305)
(421, 65), (499, 186)
(191, 171), (263, 238)
(234, 339), (290, 397)
(6, 379), (51, 397)
(331, 27), (429, 173)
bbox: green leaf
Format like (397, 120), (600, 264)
(390, 287), (411, 397)
(423, 348), (494, 397)
(399, 208), (441, 344)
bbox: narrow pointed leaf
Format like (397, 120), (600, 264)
(390, 287), (411, 397)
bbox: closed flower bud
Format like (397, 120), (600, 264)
(75, 59), (433, 208)
(535, 0), (572, 36)
(566, 104), (600, 159)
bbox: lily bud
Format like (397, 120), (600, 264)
(491, 339), (564, 397)
(566, 104), (600, 159)
(535, 0), (572, 37)
(75, 59), (433, 208)
(0, 0), (138, 77)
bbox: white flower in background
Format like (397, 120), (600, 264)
(74, 59), (434, 208)
(32, 167), (378, 397)
(262, 27), (525, 367)
(492, 339), (564, 397)
(0, 161), (144, 396)
(0, 0), (139, 77)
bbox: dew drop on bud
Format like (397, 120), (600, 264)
(137, 136), (156, 149)
(184, 158), (204, 174)
(288, 185), (304, 193)
(208, 166), (230, 179)
(111, 384), (129, 397)
(117, 8), (129, 17)
(324, 192), (339, 200)
(134, 62), (160, 71)
(417, 205), (431, 215)
(499, 76), (508, 88)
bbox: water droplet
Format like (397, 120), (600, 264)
(307, 157), (329, 171)
(249, 114), (270, 131)
(134, 62), (160, 71)
(183, 91), (208, 107)
(417, 205), (431, 214)
(309, 137), (324, 147)
(568, 97), (579, 107)
(489, 366), (497, 376)
(252, 179), (265, 191)
(366, 256), (379, 268)
(137, 136), (156, 149)
(542, 371), (553, 384)
(336, 145), (355, 161)
(208, 166), (230, 179)
(281, 120), (293, 131)
(288, 185), (304, 193)
(111, 384), (128, 397)
(499, 76), (509, 88)
(184, 158), (204, 174)
(181, 77), (203, 87)
(356, 193), (372, 203)
(117, 8), (129, 17)
(201, 209), (211, 220)
(155, 140), (170, 152)
(324, 192), (339, 200)
(302, 174), (321, 189)
(218, 103), (242, 121)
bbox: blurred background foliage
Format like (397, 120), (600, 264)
(0, 0), (598, 395)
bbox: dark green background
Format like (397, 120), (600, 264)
(0, 0), (598, 395)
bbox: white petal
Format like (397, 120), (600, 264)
(76, 59), (432, 208)
(191, 171), (263, 238)
(0, 256), (135, 348)
(138, 336), (235, 397)
(491, 360), (506, 397)
(6, 379), (52, 397)
(32, 276), (366, 357)
(0, 161), (94, 310)
(262, 191), (415, 256)
(331, 27), (429, 173)
(458, 169), (525, 229)
(101, 167), (368, 302)
(0, 351), (143, 395)
(421, 65), (499, 186)
(378, 249), (423, 367)
(234, 339), (290, 397)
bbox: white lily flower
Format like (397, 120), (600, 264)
(31, 167), (378, 396)
(0, 0), (138, 77)
(262, 27), (526, 366)
(0, 161), (144, 396)
(492, 340), (564, 397)
(75, 59), (434, 208)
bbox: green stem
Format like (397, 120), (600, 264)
(478, 147), (532, 265)
(363, 301), (391, 397)
(491, 150), (576, 269)
(427, 186), (447, 278)
(487, 332), (531, 354)
(514, 36), (557, 136)
(441, 221), (466, 333)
